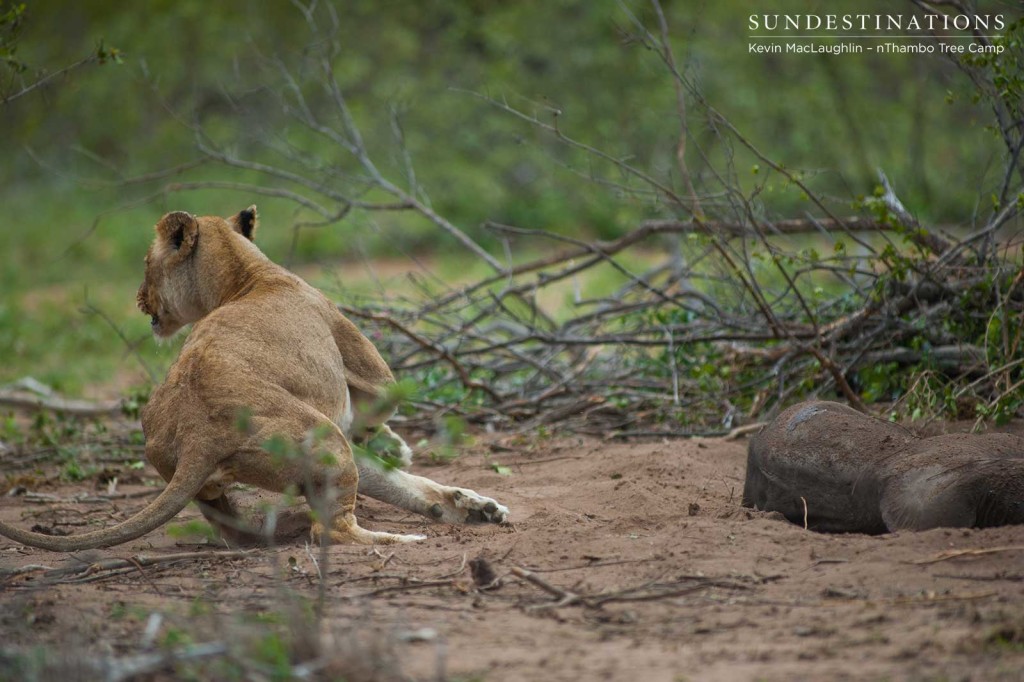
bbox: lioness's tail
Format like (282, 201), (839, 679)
(0, 456), (214, 552)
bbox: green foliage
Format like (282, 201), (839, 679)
(353, 378), (417, 431)
(984, 620), (1024, 652)
(975, 395), (1022, 426)
(160, 626), (193, 649)
(409, 365), (475, 408)
(0, 409), (148, 493)
(166, 519), (217, 541)
(253, 632), (293, 682)
(1, 412), (24, 444)
(188, 597), (213, 618)
(0, 1), (25, 73)
(59, 458), (93, 482)
(352, 426), (405, 470)
(0, 0), (1020, 435)
(618, 305), (764, 426)
(858, 362), (902, 405)
(431, 414), (468, 463)
(121, 386), (149, 420)
(0, 1), (1004, 237)
(961, 17), (1024, 141)
(262, 434), (301, 465)
(233, 406), (253, 434)
(5, 595), (404, 682)
(0, 281), (178, 394)
(93, 39), (122, 65)
(108, 601), (129, 620)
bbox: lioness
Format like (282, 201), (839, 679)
(743, 400), (1024, 533)
(0, 207), (508, 551)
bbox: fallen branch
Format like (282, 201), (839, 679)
(2, 550), (252, 584)
(103, 642), (229, 682)
(589, 577), (751, 605)
(510, 565), (582, 609)
(510, 565), (751, 611)
(19, 489), (162, 505)
(641, 215), (902, 237)
(852, 344), (986, 370)
(0, 390), (123, 416)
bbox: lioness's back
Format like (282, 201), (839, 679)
(182, 272), (347, 412)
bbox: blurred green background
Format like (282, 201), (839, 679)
(0, 0), (1011, 395)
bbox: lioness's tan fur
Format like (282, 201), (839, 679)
(0, 208), (507, 551)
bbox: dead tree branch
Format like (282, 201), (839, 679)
(113, 1), (1024, 434)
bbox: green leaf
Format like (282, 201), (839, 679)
(166, 519), (216, 540)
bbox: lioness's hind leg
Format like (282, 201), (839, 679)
(313, 511), (425, 546)
(230, 410), (425, 546)
(195, 494), (263, 547)
(304, 454), (425, 546)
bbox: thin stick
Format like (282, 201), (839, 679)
(510, 565), (582, 609)
(81, 299), (159, 382)
(338, 305), (503, 402)
(911, 546), (1024, 565)
(725, 422), (766, 440)
(347, 579), (455, 599)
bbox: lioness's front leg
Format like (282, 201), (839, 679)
(355, 461), (509, 525)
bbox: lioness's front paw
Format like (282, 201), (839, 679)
(458, 489), (510, 524)
(429, 488), (509, 525)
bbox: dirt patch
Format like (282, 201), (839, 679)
(1, 431), (1023, 680)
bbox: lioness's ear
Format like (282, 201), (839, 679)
(155, 211), (198, 255)
(230, 205), (258, 241)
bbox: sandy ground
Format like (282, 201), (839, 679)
(1, 429), (1023, 681)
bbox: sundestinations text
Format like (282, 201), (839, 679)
(749, 14), (1004, 32)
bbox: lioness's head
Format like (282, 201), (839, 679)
(137, 206), (259, 338)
